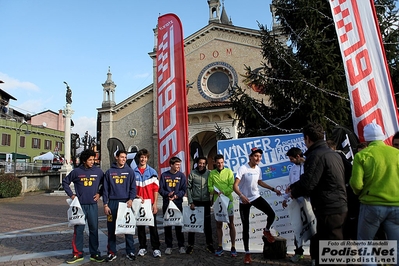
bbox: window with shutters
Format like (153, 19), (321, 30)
(32, 138), (41, 149)
(56, 141), (62, 151)
(19, 135), (26, 148)
(1, 134), (11, 146)
(44, 140), (52, 150)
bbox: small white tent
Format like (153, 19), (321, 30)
(33, 151), (54, 161)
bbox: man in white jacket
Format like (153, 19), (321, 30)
(283, 147), (305, 263)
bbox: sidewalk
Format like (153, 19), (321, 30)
(0, 192), (311, 265)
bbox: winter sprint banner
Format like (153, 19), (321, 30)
(217, 133), (306, 253)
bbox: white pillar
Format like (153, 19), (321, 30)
(63, 103), (73, 166)
(21, 176), (28, 193)
(53, 84), (74, 196)
(58, 103), (74, 190)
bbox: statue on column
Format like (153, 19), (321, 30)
(64, 81), (72, 104)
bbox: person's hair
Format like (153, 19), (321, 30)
(286, 147), (303, 158)
(356, 142), (368, 152)
(326, 140), (337, 150)
(169, 156), (182, 165)
(303, 122), (324, 142)
(393, 131), (399, 142)
(214, 154), (224, 161)
(80, 149), (96, 163)
(136, 148), (150, 159)
(115, 150), (127, 157)
(196, 156), (208, 165)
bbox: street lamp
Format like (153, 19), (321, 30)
(14, 122), (30, 172)
(82, 131), (94, 150)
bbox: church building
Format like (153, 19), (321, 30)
(97, 0), (277, 170)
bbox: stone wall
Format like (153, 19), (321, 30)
(16, 173), (61, 193)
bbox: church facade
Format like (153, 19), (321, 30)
(97, 0), (272, 171)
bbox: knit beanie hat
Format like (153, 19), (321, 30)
(363, 123), (385, 141)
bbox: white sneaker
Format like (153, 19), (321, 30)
(138, 248), (147, 256)
(165, 247), (172, 255)
(179, 246), (186, 254)
(106, 254), (117, 262)
(153, 249), (162, 258)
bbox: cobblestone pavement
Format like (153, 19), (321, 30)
(0, 192), (311, 266)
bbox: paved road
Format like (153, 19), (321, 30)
(0, 192), (311, 265)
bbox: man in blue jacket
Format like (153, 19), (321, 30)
(159, 156), (187, 255)
(103, 150), (137, 262)
(62, 149), (104, 264)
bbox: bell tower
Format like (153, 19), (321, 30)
(208, 0), (220, 23)
(102, 67), (116, 108)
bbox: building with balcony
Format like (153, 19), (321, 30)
(0, 89), (68, 173)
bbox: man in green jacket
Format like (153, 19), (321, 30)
(186, 156), (214, 255)
(350, 122), (399, 257)
(208, 154), (236, 257)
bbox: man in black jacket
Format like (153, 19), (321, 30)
(287, 122), (348, 266)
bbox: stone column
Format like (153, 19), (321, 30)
(55, 83), (74, 195)
(59, 103), (74, 184)
(54, 103), (74, 195)
(63, 103), (74, 168)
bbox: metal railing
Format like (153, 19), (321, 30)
(0, 162), (55, 174)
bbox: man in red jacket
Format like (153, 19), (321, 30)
(134, 149), (162, 258)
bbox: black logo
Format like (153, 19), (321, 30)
(139, 207), (146, 217)
(125, 211), (131, 223)
(72, 206), (79, 215)
(190, 214), (196, 224)
(168, 209), (175, 217)
(300, 207), (308, 226)
(218, 201), (223, 213)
